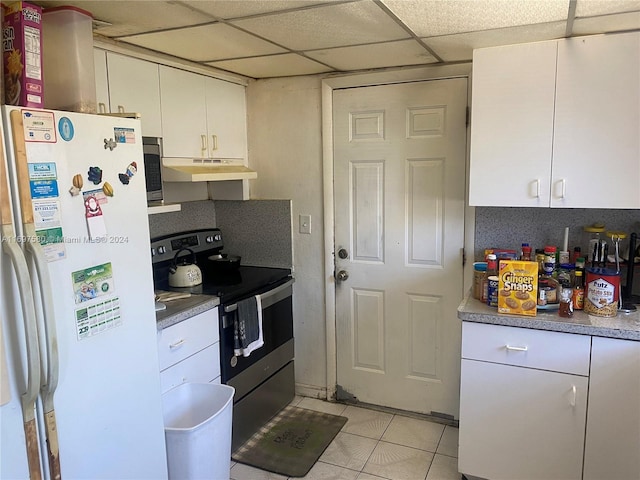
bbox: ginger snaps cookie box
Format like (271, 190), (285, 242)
(498, 260), (538, 317)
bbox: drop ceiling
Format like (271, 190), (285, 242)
(35, 0), (640, 79)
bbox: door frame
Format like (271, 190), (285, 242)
(322, 64), (475, 402)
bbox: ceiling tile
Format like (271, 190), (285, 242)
(180, 0), (343, 20)
(35, 1), (212, 37)
(207, 54), (333, 78)
(575, 0), (640, 17)
(425, 22), (567, 62)
(381, 0), (570, 37)
(230, 1), (410, 50)
(573, 11), (640, 34)
(120, 24), (286, 62)
(305, 40), (436, 70)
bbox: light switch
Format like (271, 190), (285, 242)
(299, 214), (311, 234)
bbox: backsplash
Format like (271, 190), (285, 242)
(147, 200), (293, 269)
(214, 200), (293, 269)
(148, 201), (216, 239)
(474, 207), (640, 261)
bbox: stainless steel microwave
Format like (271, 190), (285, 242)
(142, 137), (163, 202)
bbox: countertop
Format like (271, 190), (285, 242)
(458, 290), (640, 341)
(155, 292), (220, 330)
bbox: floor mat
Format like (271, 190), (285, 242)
(232, 405), (348, 477)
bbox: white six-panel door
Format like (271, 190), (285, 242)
(333, 78), (467, 417)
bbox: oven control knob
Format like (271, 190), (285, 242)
(206, 235), (214, 243)
(230, 356), (238, 368)
(151, 247), (156, 256)
(214, 234), (221, 241)
(158, 246), (166, 254)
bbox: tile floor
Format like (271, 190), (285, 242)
(230, 396), (461, 480)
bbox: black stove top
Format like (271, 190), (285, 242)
(155, 265), (291, 304)
(151, 229), (291, 304)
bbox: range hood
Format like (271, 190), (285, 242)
(161, 157), (257, 182)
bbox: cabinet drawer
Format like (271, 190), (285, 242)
(157, 309), (218, 371)
(159, 343), (220, 394)
(462, 322), (590, 375)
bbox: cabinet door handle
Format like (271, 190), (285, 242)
(505, 344), (528, 352)
(117, 105), (125, 113)
(530, 179), (540, 198)
(98, 102), (107, 114)
(169, 339), (186, 349)
(555, 179), (566, 199)
(201, 134), (208, 156)
(570, 385), (577, 407)
(211, 134), (218, 152)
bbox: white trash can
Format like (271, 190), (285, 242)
(162, 383), (235, 480)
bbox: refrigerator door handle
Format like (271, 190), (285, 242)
(0, 131), (43, 480)
(10, 110), (61, 480)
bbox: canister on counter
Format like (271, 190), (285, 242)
(584, 267), (620, 317)
(473, 262), (487, 300)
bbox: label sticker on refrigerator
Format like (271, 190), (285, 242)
(114, 127), (135, 144)
(58, 117), (74, 141)
(75, 296), (122, 340)
(71, 262), (115, 304)
(33, 200), (66, 261)
(22, 110), (56, 143)
(28, 162), (59, 199)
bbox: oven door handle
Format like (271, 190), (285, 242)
(224, 278), (294, 313)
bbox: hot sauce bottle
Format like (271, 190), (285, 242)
(572, 270), (584, 310)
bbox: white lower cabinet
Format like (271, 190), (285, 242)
(583, 337), (640, 480)
(459, 322), (590, 480)
(157, 307), (220, 394)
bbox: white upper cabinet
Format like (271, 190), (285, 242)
(552, 32), (640, 209)
(469, 32), (640, 208)
(94, 49), (109, 112)
(92, 49), (163, 138)
(106, 52), (162, 138)
(205, 77), (247, 159)
(159, 66), (248, 160)
(159, 66), (208, 158)
(469, 41), (557, 207)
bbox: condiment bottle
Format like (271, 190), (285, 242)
(559, 287), (574, 317)
(539, 246), (560, 304)
(485, 254), (499, 307)
(572, 270), (584, 310)
(520, 245), (532, 261)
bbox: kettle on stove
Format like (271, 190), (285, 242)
(168, 248), (202, 288)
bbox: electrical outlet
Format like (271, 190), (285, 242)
(299, 214), (311, 234)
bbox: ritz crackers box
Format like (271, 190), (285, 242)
(2, 1), (44, 108)
(498, 260), (538, 317)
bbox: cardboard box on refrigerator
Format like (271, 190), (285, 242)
(2, 1), (44, 108)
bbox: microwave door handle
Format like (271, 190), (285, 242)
(224, 278), (295, 313)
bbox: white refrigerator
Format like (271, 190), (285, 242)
(0, 106), (167, 479)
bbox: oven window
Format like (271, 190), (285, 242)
(220, 294), (293, 381)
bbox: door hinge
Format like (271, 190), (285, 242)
(465, 106), (470, 127)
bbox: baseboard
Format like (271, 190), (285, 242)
(295, 382), (327, 399)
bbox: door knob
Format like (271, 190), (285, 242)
(336, 270), (349, 282)
(338, 248), (349, 259)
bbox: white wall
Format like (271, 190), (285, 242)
(246, 75), (328, 397)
